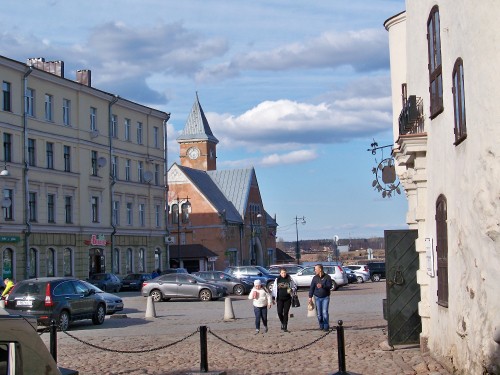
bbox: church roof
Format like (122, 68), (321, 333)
(177, 93), (219, 144)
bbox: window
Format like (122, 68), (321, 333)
(28, 248), (37, 278)
(181, 202), (191, 224)
(138, 248), (145, 272)
(112, 200), (120, 225)
(2, 248), (14, 279)
(126, 202), (133, 225)
(63, 145), (71, 172)
(47, 193), (55, 223)
(113, 248), (120, 274)
(124, 118), (131, 141)
(138, 161), (144, 182)
(154, 164), (160, 186)
(137, 122), (143, 144)
(125, 159), (131, 181)
(28, 192), (37, 222)
(154, 248), (161, 270)
(452, 58), (467, 144)
(111, 114), (118, 138)
(153, 126), (159, 148)
(28, 138), (36, 166)
(47, 248), (56, 277)
(126, 248), (133, 273)
(3, 133), (12, 162)
(2, 81), (11, 111)
(65, 196), (72, 224)
(46, 142), (54, 169)
(25, 88), (34, 116)
(436, 195), (449, 307)
(91, 150), (98, 176)
(427, 6), (443, 118)
(3, 189), (13, 220)
(44, 94), (53, 121)
(91, 196), (99, 223)
(63, 248), (73, 276)
(111, 155), (118, 179)
(139, 203), (145, 226)
(90, 107), (97, 131)
(172, 204), (179, 224)
(155, 204), (161, 227)
(63, 98), (71, 126)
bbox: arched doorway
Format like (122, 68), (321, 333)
(89, 248), (105, 276)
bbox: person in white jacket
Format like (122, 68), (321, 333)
(248, 279), (272, 334)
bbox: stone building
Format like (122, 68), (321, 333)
(1, 55), (169, 281)
(384, 1), (500, 373)
(166, 95), (278, 272)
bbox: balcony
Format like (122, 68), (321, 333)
(398, 95), (424, 135)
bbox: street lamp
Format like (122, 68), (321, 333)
(295, 216), (306, 265)
(250, 212), (262, 265)
(174, 196), (191, 268)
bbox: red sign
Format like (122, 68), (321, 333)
(84, 234), (109, 246)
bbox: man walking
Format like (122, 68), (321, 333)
(308, 264), (332, 331)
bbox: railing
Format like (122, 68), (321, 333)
(398, 95), (425, 135)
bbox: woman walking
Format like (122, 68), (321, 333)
(248, 279), (272, 334)
(271, 268), (297, 332)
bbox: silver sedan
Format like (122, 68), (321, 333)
(141, 273), (227, 302)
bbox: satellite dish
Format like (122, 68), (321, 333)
(2, 197), (11, 208)
(97, 157), (107, 168)
(143, 171), (153, 183)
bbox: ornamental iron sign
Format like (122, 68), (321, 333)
(367, 140), (401, 198)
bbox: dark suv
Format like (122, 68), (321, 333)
(367, 262), (386, 282)
(224, 266), (276, 290)
(5, 277), (107, 331)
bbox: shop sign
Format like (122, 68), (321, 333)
(84, 234), (109, 246)
(0, 236), (20, 243)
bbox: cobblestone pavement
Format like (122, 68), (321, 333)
(38, 288), (453, 375)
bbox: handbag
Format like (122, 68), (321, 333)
(291, 293), (300, 308)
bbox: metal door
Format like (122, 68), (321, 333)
(385, 229), (421, 346)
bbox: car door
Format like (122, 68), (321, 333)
(156, 274), (178, 297)
(292, 267), (315, 287)
(72, 280), (96, 317)
(176, 274), (199, 298)
(53, 280), (80, 317)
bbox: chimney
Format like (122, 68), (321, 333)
(26, 58), (65, 78)
(76, 69), (91, 87)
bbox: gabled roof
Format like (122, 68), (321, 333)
(177, 93), (219, 144)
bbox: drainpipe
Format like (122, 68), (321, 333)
(163, 114), (171, 269)
(109, 95), (119, 274)
(23, 66), (33, 280)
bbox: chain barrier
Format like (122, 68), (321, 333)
(208, 327), (333, 355)
(61, 328), (199, 354)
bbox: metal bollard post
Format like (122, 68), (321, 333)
(199, 325), (209, 372)
(336, 320), (346, 372)
(50, 319), (58, 362)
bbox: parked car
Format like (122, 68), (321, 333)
(192, 271), (253, 295)
(267, 264), (304, 275)
(160, 268), (188, 275)
(141, 273), (227, 302)
(343, 267), (358, 283)
(82, 281), (123, 315)
(291, 264), (348, 291)
(87, 273), (122, 292)
(367, 262), (386, 282)
(4, 277), (107, 331)
(121, 273), (152, 291)
(345, 264), (371, 283)
(223, 266), (276, 290)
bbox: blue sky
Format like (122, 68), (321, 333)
(1, 0), (408, 241)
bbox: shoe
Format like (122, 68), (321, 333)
(323, 327), (330, 331)
(255, 329), (259, 334)
(264, 326), (268, 333)
(281, 323), (285, 331)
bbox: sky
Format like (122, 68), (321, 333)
(1, 0), (408, 242)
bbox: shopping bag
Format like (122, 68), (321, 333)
(307, 300), (316, 317)
(291, 294), (300, 308)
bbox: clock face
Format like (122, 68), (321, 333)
(187, 147), (200, 160)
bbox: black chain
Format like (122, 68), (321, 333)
(62, 329), (198, 354)
(208, 328), (333, 355)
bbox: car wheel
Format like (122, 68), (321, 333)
(199, 289), (212, 301)
(233, 284), (245, 295)
(356, 276), (364, 283)
(266, 281), (274, 291)
(58, 310), (70, 331)
(331, 281), (338, 291)
(372, 274), (381, 282)
(92, 304), (106, 325)
(150, 289), (163, 302)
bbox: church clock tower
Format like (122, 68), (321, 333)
(177, 93), (219, 171)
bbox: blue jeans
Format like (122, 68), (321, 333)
(253, 306), (268, 330)
(314, 296), (330, 330)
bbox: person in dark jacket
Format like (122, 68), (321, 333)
(271, 268), (297, 332)
(308, 264), (333, 331)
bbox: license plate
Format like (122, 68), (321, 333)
(17, 300), (32, 307)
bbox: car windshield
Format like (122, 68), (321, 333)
(255, 266), (269, 274)
(190, 275), (207, 283)
(83, 281), (103, 293)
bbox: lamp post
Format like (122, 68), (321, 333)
(295, 216), (306, 265)
(175, 196), (191, 268)
(250, 212), (262, 265)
